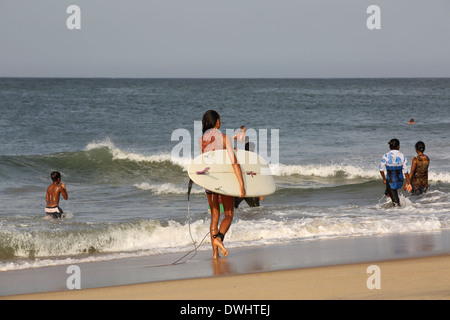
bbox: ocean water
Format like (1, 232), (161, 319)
(0, 78), (449, 271)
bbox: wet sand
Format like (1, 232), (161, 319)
(5, 255), (450, 300)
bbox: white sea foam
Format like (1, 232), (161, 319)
(1, 202), (448, 272)
(134, 182), (204, 195)
(226, 215), (443, 246)
(429, 171), (450, 183)
(270, 163), (380, 180)
(85, 139), (450, 183)
(85, 138), (174, 163)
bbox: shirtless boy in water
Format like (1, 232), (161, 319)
(45, 171), (68, 219)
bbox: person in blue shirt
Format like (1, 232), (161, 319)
(379, 139), (412, 207)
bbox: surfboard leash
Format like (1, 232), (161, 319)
(170, 179), (214, 265)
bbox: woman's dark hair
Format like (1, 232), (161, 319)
(388, 138), (400, 150)
(415, 141), (425, 152)
(202, 110), (220, 134)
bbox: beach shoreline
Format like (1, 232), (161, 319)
(1, 230), (450, 300)
(4, 255), (449, 300)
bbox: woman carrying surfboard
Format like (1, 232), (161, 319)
(200, 110), (246, 259)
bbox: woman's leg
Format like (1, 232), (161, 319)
(219, 195), (234, 235)
(212, 195), (234, 257)
(207, 193), (220, 259)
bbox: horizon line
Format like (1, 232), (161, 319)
(1, 76), (449, 80)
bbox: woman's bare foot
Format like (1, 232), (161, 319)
(212, 245), (220, 259)
(213, 237), (228, 257)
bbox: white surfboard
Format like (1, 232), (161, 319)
(188, 149), (276, 197)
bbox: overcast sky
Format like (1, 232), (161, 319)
(1, 0), (449, 78)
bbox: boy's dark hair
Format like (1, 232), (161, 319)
(51, 171), (61, 182)
(415, 141), (426, 152)
(388, 139), (400, 150)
